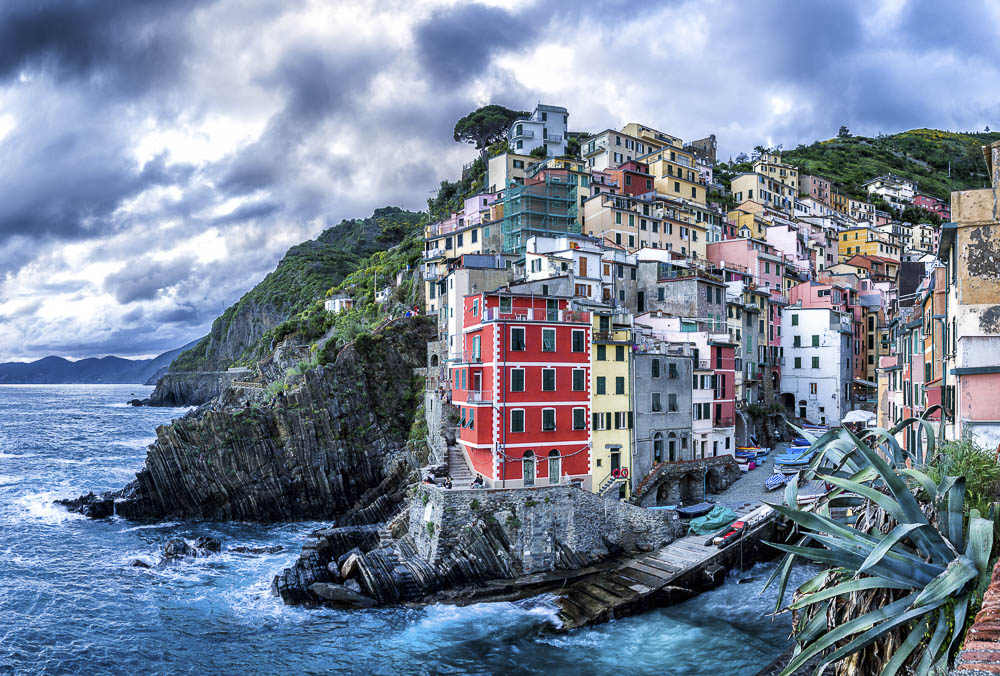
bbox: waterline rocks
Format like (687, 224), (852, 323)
(61, 317), (434, 523)
(275, 484), (684, 608)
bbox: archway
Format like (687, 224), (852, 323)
(653, 433), (663, 464)
(771, 370), (779, 390)
(798, 400), (807, 420)
(780, 392), (795, 415)
(735, 412), (747, 446)
(679, 472), (701, 505)
(430, 354), (439, 367)
(547, 450), (560, 485)
(522, 451), (535, 486)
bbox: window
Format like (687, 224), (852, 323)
(809, 382), (818, 395)
(511, 409), (525, 433)
(668, 362), (678, 379)
(542, 408), (556, 431)
(597, 345), (606, 361)
(668, 393), (678, 412)
(791, 314), (798, 326)
(651, 359), (660, 378)
(794, 357), (802, 368)
(793, 336), (801, 347)
(511, 368), (525, 392)
(596, 376), (606, 395)
(572, 408), (586, 430)
(542, 369), (556, 391)
(615, 377), (625, 394)
(651, 392), (662, 412)
(657, 287), (664, 301)
(542, 328), (556, 352)
(812, 335), (819, 347)
(615, 346), (625, 361)
(511, 327), (526, 351)
(572, 368), (585, 391)
(472, 335), (481, 361)
(572, 330), (585, 352)
(500, 297), (512, 313)
(812, 356), (820, 369)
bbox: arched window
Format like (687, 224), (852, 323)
(668, 432), (677, 462)
(430, 354), (439, 367)
(522, 451), (535, 487)
(653, 433), (663, 463)
(548, 450), (560, 485)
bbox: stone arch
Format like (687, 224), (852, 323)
(735, 412), (747, 446)
(780, 392), (795, 414)
(679, 472), (701, 505)
(430, 354), (439, 367)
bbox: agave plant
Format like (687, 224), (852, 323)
(763, 413), (996, 676)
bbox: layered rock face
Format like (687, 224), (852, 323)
(146, 372), (226, 407)
(274, 483), (683, 608)
(62, 317), (434, 522)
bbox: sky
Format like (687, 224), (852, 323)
(1, 0), (998, 362)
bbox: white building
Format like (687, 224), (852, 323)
(863, 174), (917, 211)
(524, 234), (606, 304)
(324, 296), (354, 313)
(507, 104), (569, 158)
(780, 306), (853, 426)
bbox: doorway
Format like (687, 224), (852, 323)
(522, 451), (535, 486)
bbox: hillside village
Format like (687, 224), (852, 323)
(321, 103), (1000, 501)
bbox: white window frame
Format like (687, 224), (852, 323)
(571, 329), (586, 353)
(510, 326), (526, 351)
(571, 367), (586, 392)
(542, 327), (557, 352)
(572, 407), (586, 431)
(510, 368), (525, 392)
(541, 407), (557, 432)
(542, 368), (556, 392)
(510, 409), (525, 433)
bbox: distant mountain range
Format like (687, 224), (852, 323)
(0, 339), (203, 385)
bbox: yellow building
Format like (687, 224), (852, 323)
(486, 151), (534, 192)
(640, 146), (707, 204)
(752, 152), (798, 192)
(830, 189), (850, 214)
(838, 226), (901, 261)
(621, 122), (681, 150)
(591, 312), (634, 499)
(730, 173), (794, 213)
(727, 203), (768, 240)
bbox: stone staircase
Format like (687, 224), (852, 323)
(447, 444), (474, 484)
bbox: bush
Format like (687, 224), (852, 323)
(929, 439), (1000, 531)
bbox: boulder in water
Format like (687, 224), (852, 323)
(55, 492), (115, 519)
(194, 536), (221, 553)
(340, 553), (362, 580)
(231, 545), (284, 555)
(130, 559), (152, 568)
(163, 538), (195, 560)
(308, 583), (376, 608)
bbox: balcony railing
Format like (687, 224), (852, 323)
(696, 359), (711, 370)
(423, 270), (439, 281)
(514, 129), (535, 139)
(482, 308), (590, 324)
(714, 416), (734, 426)
(453, 351), (482, 364)
(423, 247), (445, 260)
(546, 133), (563, 143)
(466, 390), (493, 403)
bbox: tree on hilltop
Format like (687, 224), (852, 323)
(838, 125), (851, 138)
(453, 105), (529, 161)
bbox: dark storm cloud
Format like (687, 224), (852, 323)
(414, 4), (541, 86)
(104, 256), (197, 304)
(0, 0), (209, 94)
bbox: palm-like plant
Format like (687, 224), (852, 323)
(764, 412), (995, 675)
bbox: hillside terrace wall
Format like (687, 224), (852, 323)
(410, 483), (683, 575)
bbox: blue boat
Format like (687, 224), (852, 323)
(765, 472), (788, 490)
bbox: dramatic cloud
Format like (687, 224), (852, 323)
(0, 0), (997, 361)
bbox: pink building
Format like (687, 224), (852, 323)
(913, 193), (950, 220)
(800, 174), (832, 205)
(706, 239), (785, 292)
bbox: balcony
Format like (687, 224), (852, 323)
(453, 351), (483, 364)
(467, 390), (493, 404)
(513, 129), (535, 139)
(696, 359), (711, 370)
(714, 416), (734, 426)
(423, 247), (445, 260)
(546, 133), (563, 143)
(482, 308), (590, 324)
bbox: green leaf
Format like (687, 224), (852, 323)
(820, 474), (905, 522)
(796, 599), (831, 643)
(912, 555), (978, 608)
(915, 607), (949, 674)
(899, 467), (937, 499)
(857, 523), (923, 574)
(788, 576), (913, 611)
(784, 473), (799, 508)
(966, 515), (994, 579)
(879, 614), (930, 676)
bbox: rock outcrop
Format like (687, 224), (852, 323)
(274, 483), (684, 608)
(145, 371), (227, 407)
(61, 317), (435, 522)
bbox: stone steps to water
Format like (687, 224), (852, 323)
(446, 445), (474, 482)
(554, 504), (778, 630)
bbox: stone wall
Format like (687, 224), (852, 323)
(630, 455), (742, 508)
(410, 483), (682, 575)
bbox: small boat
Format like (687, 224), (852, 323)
(765, 472), (788, 491)
(792, 437), (812, 447)
(676, 502), (714, 519)
(714, 520), (746, 548)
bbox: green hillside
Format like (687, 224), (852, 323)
(781, 128), (1000, 201)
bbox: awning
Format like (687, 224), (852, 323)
(853, 378), (878, 388)
(842, 410), (877, 424)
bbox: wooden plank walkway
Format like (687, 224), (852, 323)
(555, 502), (776, 630)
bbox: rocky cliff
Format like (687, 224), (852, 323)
(62, 316), (435, 522)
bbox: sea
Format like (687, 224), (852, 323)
(0, 385), (809, 675)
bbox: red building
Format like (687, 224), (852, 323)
(913, 193), (950, 220)
(608, 161), (654, 197)
(452, 292), (591, 488)
(711, 341), (737, 453)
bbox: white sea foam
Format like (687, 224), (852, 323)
(12, 492), (84, 524)
(0, 475), (19, 485)
(120, 521), (182, 532)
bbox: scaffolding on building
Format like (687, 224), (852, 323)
(501, 173), (581, 253)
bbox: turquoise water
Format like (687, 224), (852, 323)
(0, 385), (805, 675)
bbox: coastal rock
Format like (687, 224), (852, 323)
(55, 492), (115, 519)
(231, 545), (284, 555)
(308, 583), (376, 608)
(64, 317), (434, 523)
(130, 559), (152, 568)
(340, 553), (361, 580)
(146, 371), (224, 407)
(163, 538), (196, 560)
(127, 399), (145, 407)
(194, 536), (221, 553)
